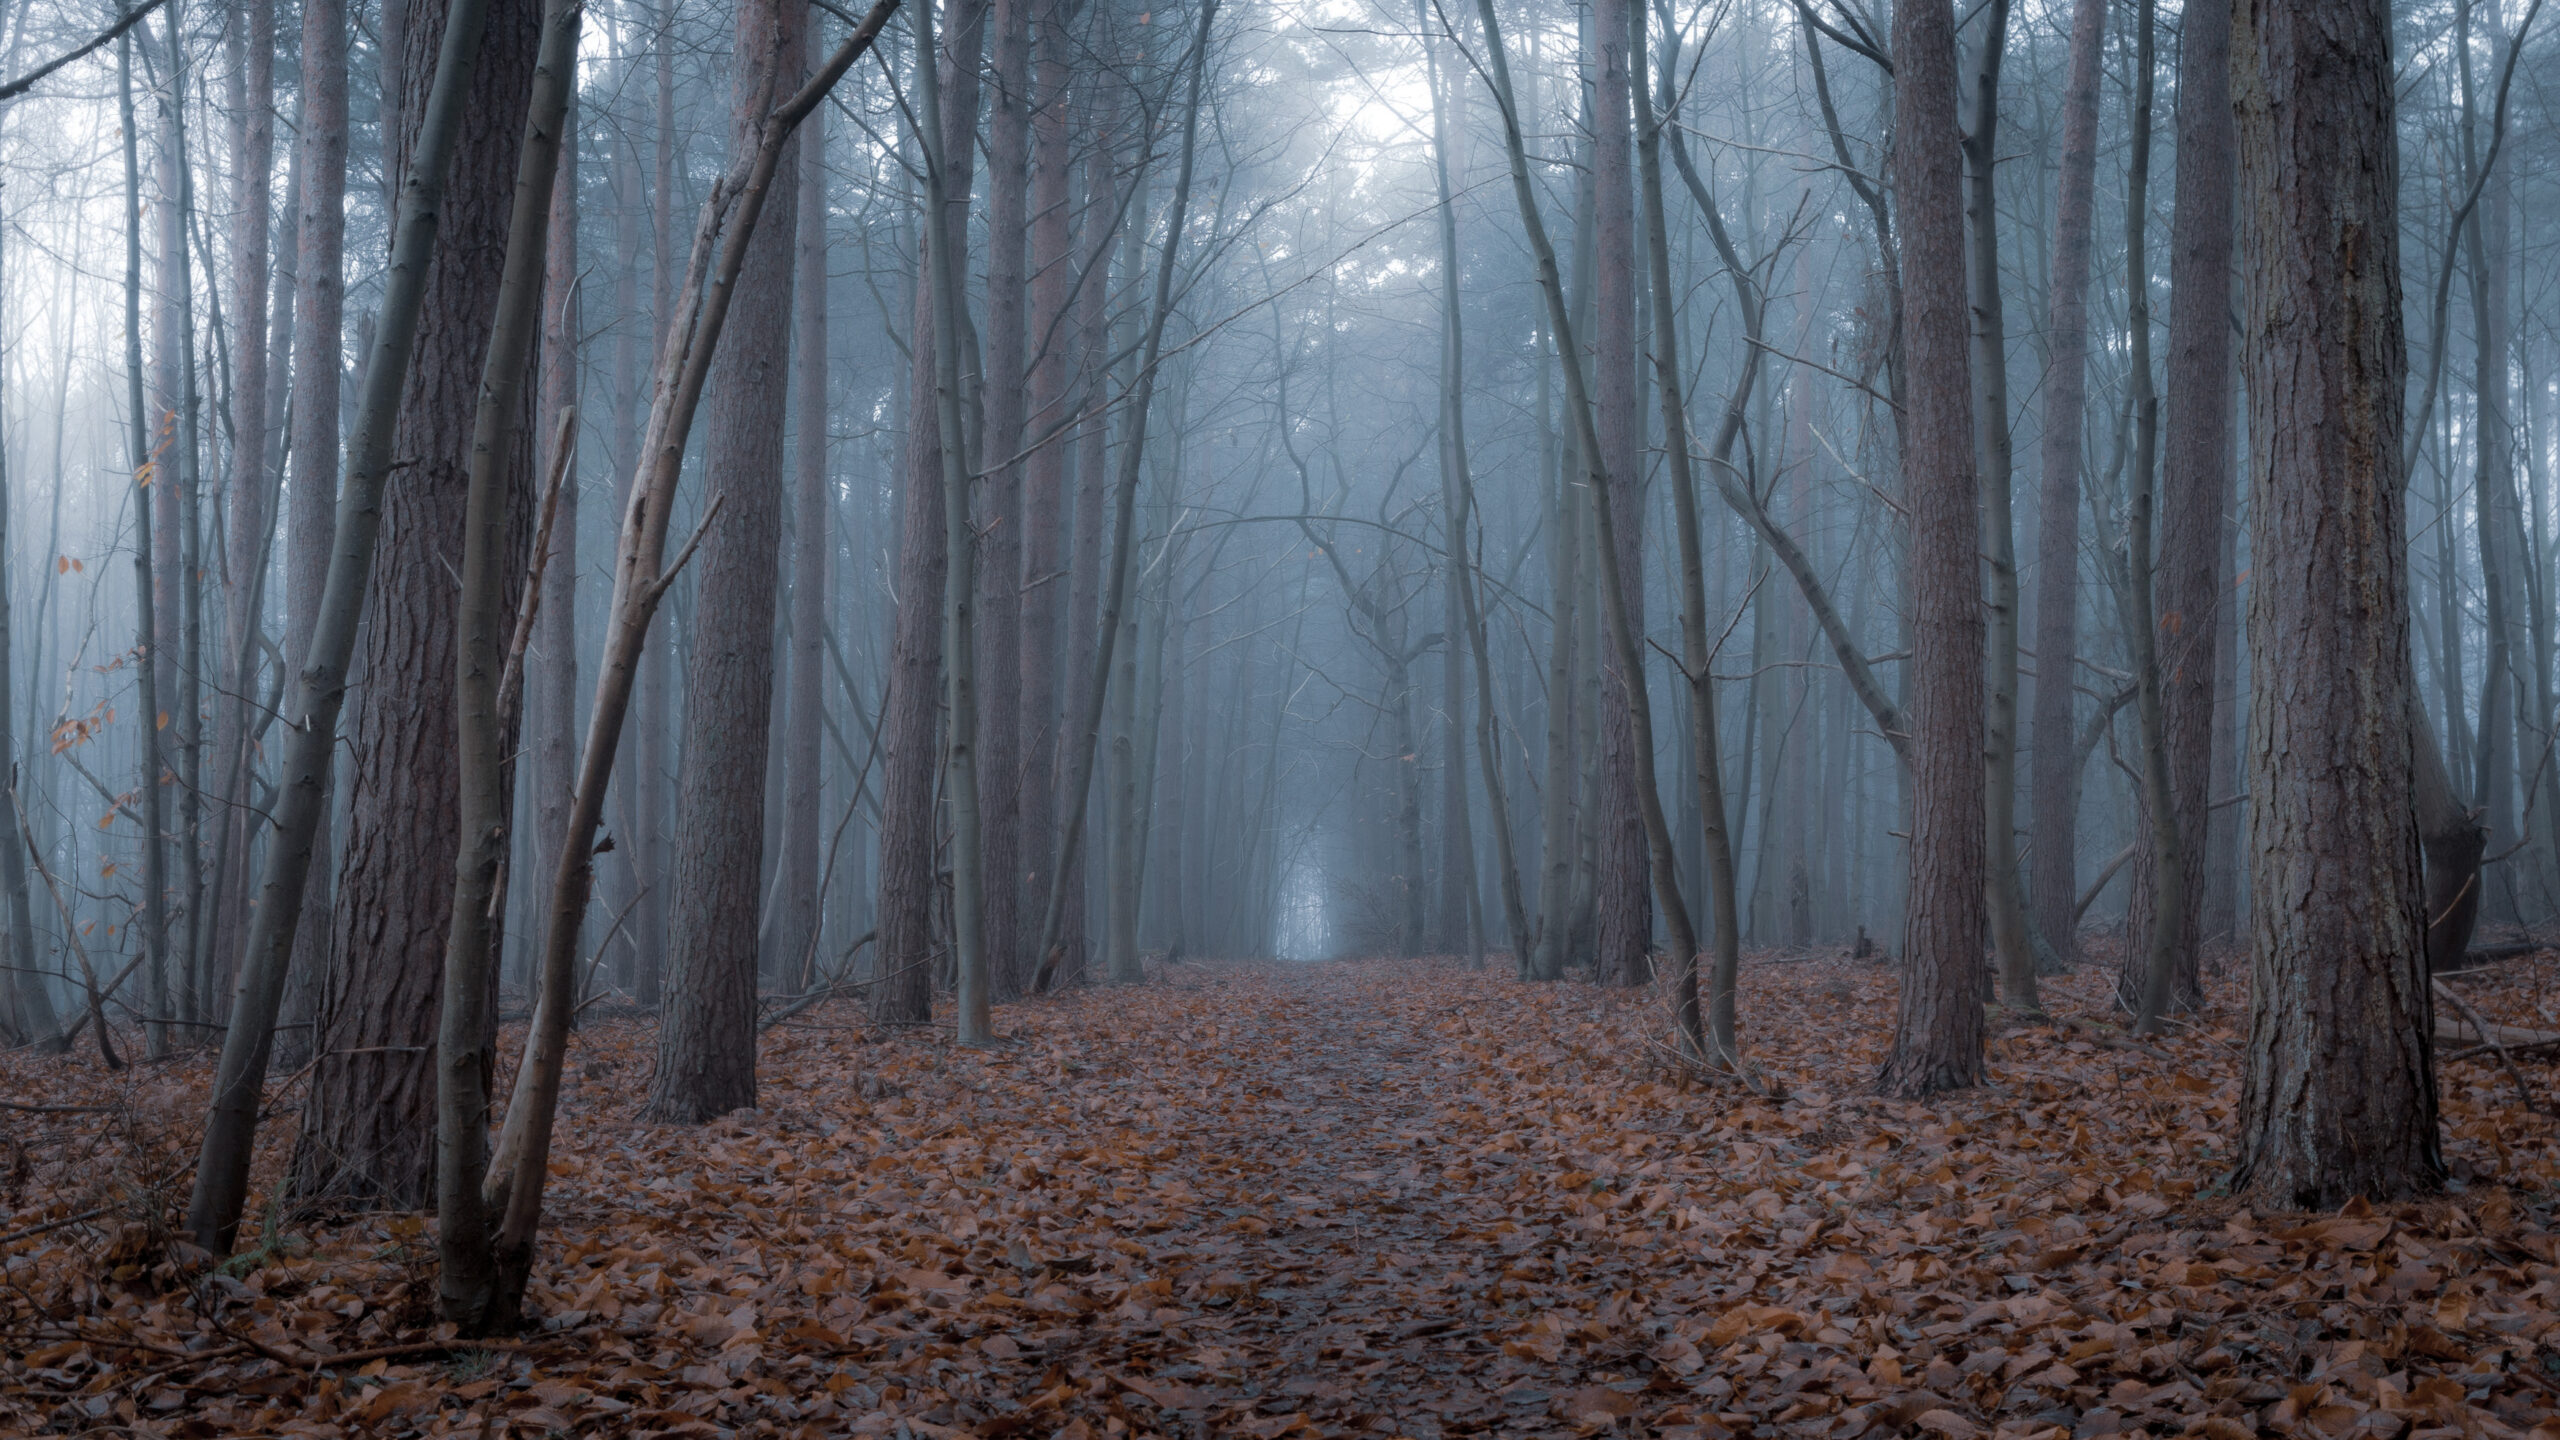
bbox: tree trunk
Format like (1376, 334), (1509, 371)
(1590, 0), (1648, 987)
(2128, 0), (2235, 1009)
(186, 0), (521, 1251)
(288, 0), (540, 1211)
(646, 0), (808, 1122)
(1016, 0), (1072, 985)
(117, 35), (173, 1063)
(1054, 91), (1119, 989)
(777, 87), (829, 1002)
(435, 0), (580, 1327)
(2027, 0), (2105, 968)
(275, 0), (344, 1069)
(873, 0), (985, 1025)
(2460, 0), (2524, 928)
(0, 184), (58, 1051)
(206, 0), (275, 1011)
(976, 0), (1031, 997)
(1029, 0), (1220, 992)
(2227, 0), (2440, 1207)
(531, 76), (580, 1002)
(1421, 0), (1528, 969)
(1875, 0), (1986, 1098)
(1961, 0), (2036, 1010)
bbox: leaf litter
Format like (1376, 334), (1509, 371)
(9, 953), (2560, 1438)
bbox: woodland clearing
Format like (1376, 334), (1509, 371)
(8, 954), (2560, 1438)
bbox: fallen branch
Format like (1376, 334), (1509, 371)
(2433, 979), (2549, 1115)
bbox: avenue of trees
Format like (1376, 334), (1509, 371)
(0, 0), (2547, 1326)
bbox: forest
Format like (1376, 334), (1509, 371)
(1, 0), (2559, 1427)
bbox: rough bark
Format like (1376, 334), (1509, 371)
(646, 0), (807, 1123)
(186, 0), (517, 1250)
(2227, 0), (2440, 1207)
(1875, 0), (1986, 1098)
(289, 0), (539, 1210)
(436, 0), (580, 1327)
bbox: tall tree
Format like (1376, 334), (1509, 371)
(776, 83), (829, 996)
(287, 0), (542, 1208)
(1589, 0), (1648, 987)
(275, 0), (345, 1069)
(646, 0), (809, 1122)
(1874, 0), (1985, 1098)
(977, 0), (1031, 994)
(874, 0), (986, 1024)
(188, 0), (528, 1251)
(2226, 0), (2439, 1206)
(2026, 0), (2105, 969)
(2127, 0), (2235, 1012)
(1016, 0), (1074, 988)
(1959, 0), (2036, 1009)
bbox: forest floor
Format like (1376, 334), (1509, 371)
(11, 952), (2560, 1438)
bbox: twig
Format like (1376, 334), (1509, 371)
(2433, 978), (2548, 1116)
(0, 1205), (112, 1246)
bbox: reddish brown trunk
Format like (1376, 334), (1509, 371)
(2228, 0), (2439, 1207)
(289, 0), (539, 1207)
(647, 0), (809, 1124)
(1876, 0), (1986, 1098)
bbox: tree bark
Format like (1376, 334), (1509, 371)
(275, 0), (343, 1069)
(2027, 0), (2104, 969)
(436, 0), (580, 1326)
(2127, 0), (2235, 1008)
(1960, 0), (2036, 1010)
(117, 35), (173, 1062)
(1016, 0), (1072, 986)
(288, 0), (540, 1210)
(976, 0), (1030, 996)
(646, 0), (808, 1122)
(531, 74), (580, 1002)
(1590, 0), (1648, 987)
(873, 0), (985, 1024)
(1875, 0), (1986, 1098)
(186, 0), (518, 1251)
(776, 84), (829, 1007)
(2227, 0), (2440, 1207)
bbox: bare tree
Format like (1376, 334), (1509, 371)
(1874, 0), (1985, 1099)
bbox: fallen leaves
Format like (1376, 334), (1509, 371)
(9, 952), (2560, 1437)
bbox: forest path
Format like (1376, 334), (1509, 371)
(20, 957), (2560, 1436)
(896, 956), (1695, 1437)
